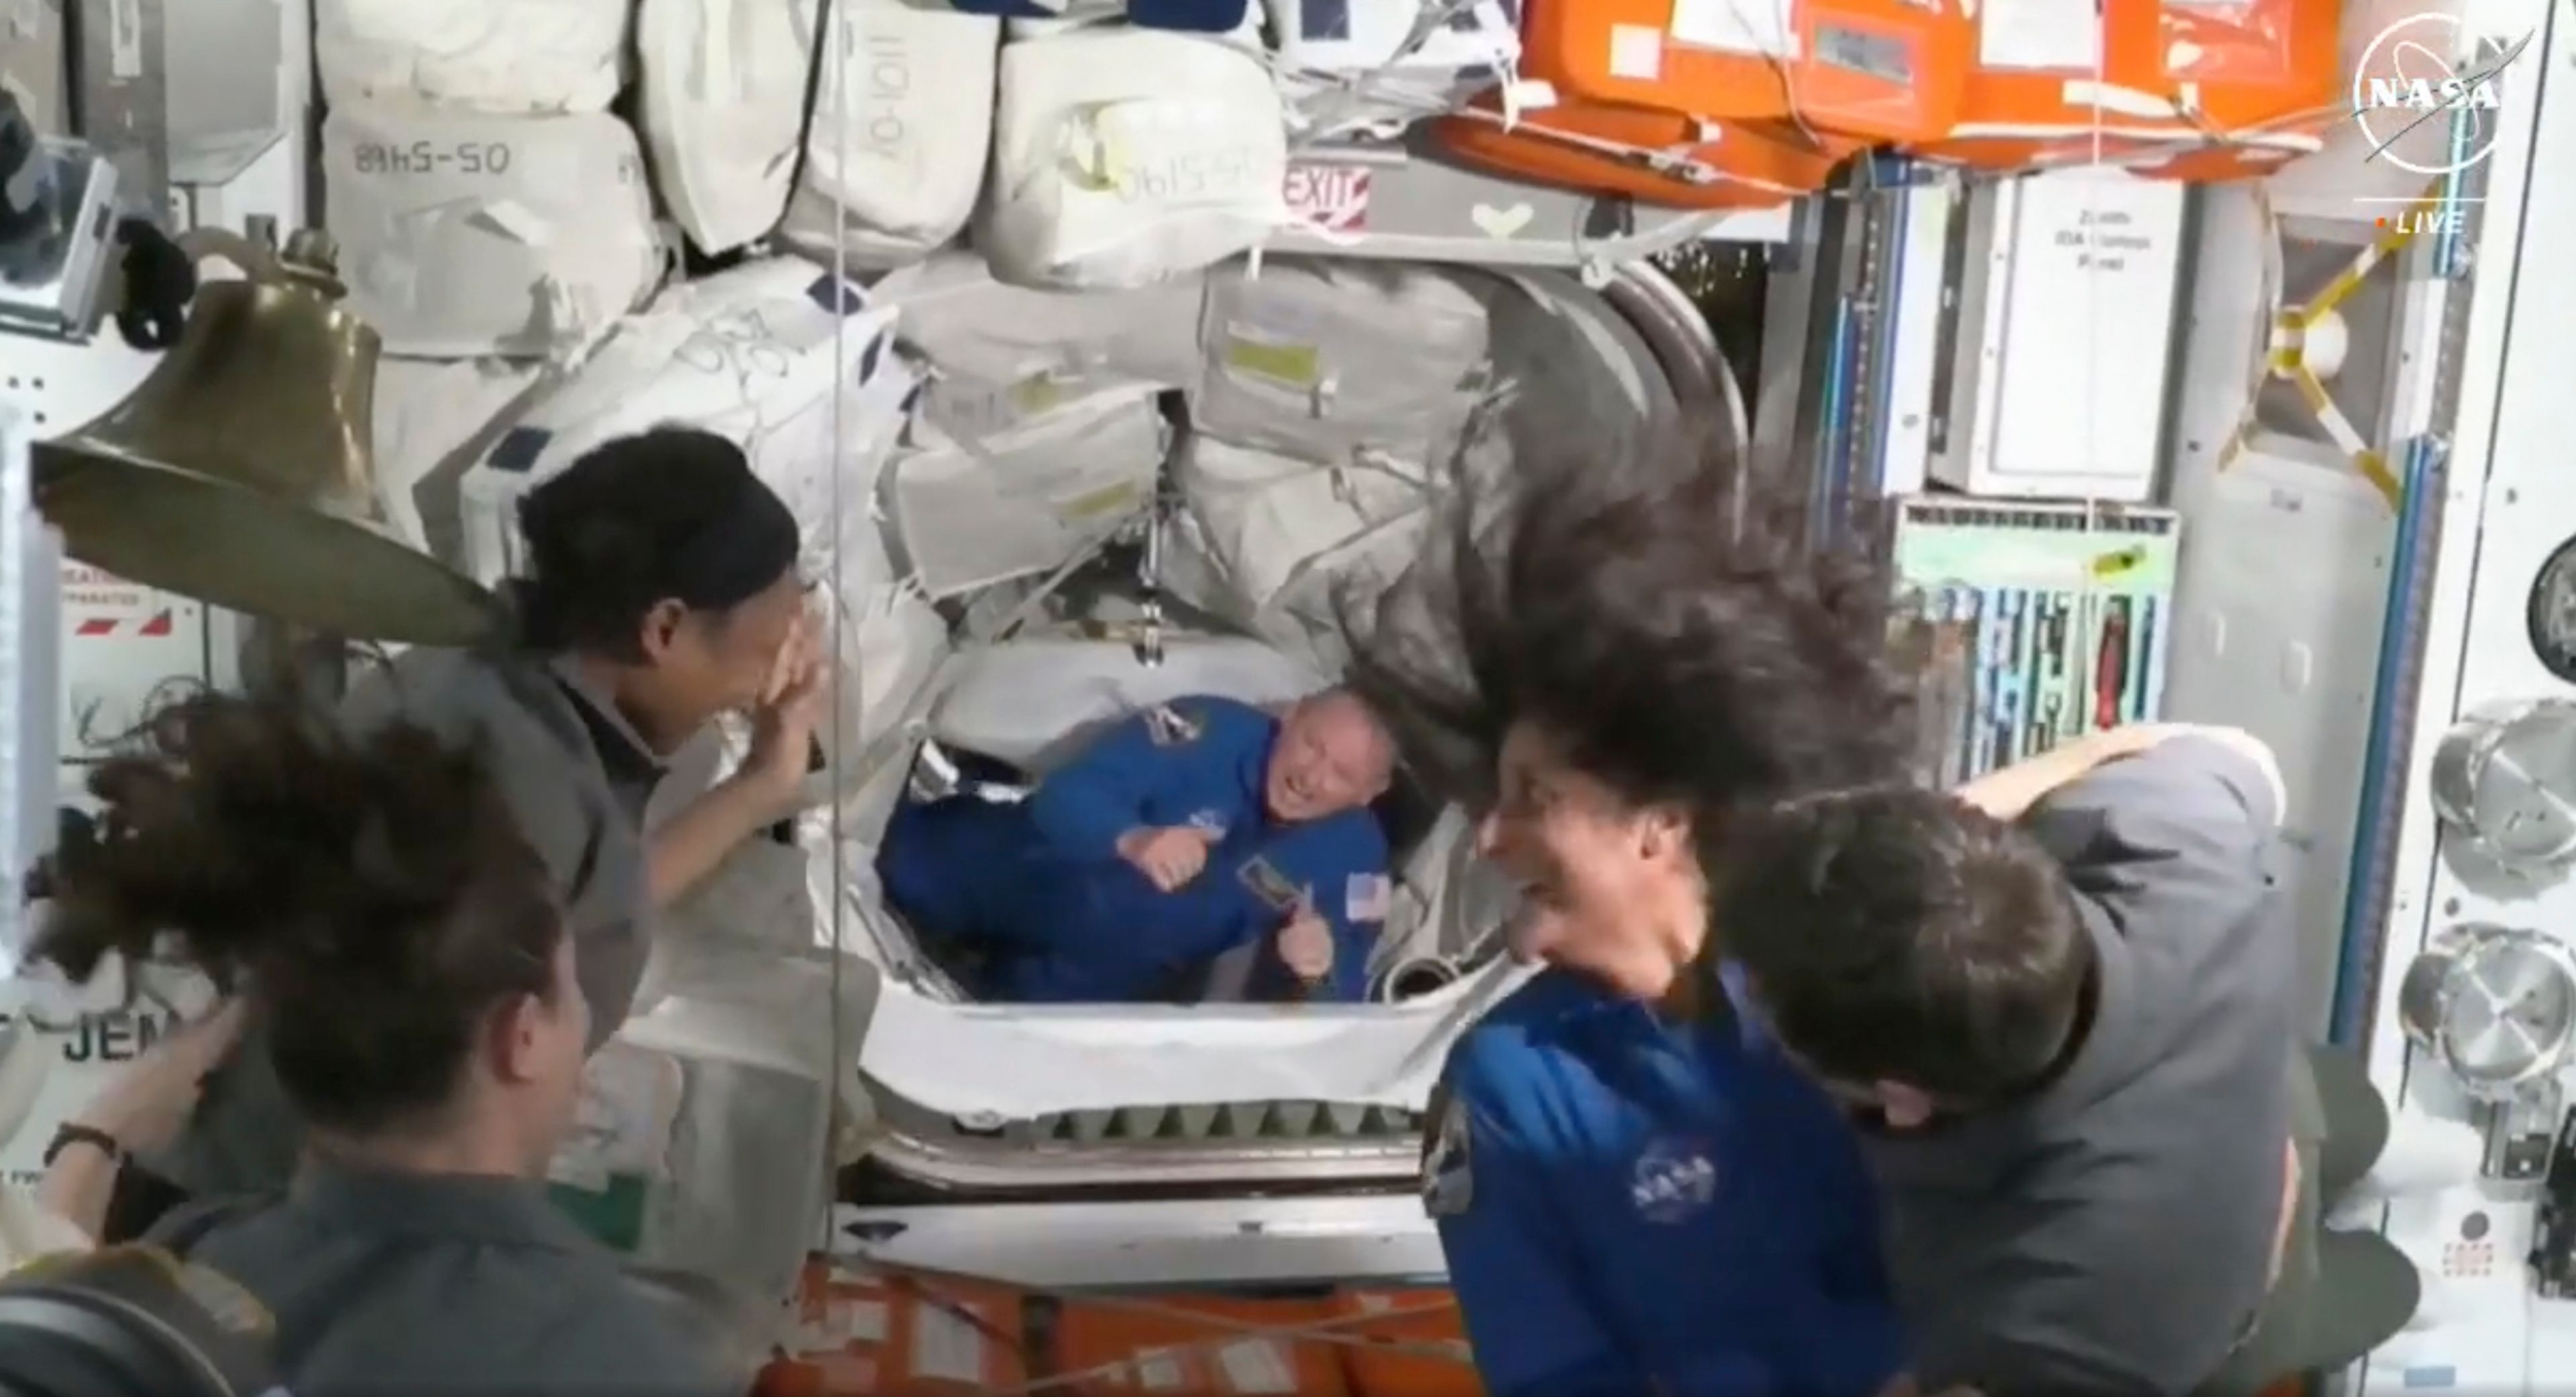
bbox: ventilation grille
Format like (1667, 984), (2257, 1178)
(948, 1101), (1425, 1147)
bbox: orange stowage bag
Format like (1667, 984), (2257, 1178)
(1513, 0), (1974, 144)
(1049, 1294), (1351, 1396)
(1431, 97), (1860, 210)
(759, 1259), (1032, 1396)
(1328, 1290), (1482, 1397)
(1912, 0), (2339, 172)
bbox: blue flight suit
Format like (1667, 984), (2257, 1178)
(877, 695), (1391, 1003)
(1426, 967), (1904, 1397)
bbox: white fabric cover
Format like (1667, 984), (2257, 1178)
(372, 357), (555, 559)
(979, 30), (1289, 290)
(316, 0), (632, 115)
(777, 0), (1001, 270)
(1266, 0), (1518, 139)
(887, 385), (1168, 598)
(1170, 434), (1427, 621)
(1191, 258), (1497, 465)
(322, 106), (665, 358)
(881, 252), (1207, 445)
(636, 0), (812, 255)
(932, 636), (1324, 771)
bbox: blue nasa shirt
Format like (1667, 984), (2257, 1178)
(877, 696), (1390, 1003)
(1427, 968), (1904, 1397)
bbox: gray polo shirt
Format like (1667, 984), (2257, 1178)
(1868, 736), (2296, 1397)
(152, 643), (663, 1197)
(149, 1160), (737, 1396)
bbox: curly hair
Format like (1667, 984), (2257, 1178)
(1340, 418), (1919, 842)
(35, 695), (563, 1135)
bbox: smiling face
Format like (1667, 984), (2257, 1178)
(1479, 719), (1707, 1001)
(1264, 691), (1395, 824)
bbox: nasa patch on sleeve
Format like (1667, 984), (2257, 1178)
(1421, 1088), (1474, 1219)
(1346, 873), (1392, 923)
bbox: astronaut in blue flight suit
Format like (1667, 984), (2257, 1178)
(877, 688), (1399, 1003)
(1426, 966), (1904, 1397)
(1421, 718), (1907, 1397)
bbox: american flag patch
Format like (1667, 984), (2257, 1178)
(1346, 872), (1392, 923)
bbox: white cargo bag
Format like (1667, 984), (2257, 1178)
(323, 106), (665, 359)
(881, 252), (1205, 445)
(979, 30), (1288, 290)
(636, 0), (814, 254)
(888, 386), (1167, 597)
(1170, 434), (1425, 621)
(1192, 258), (1495, 465)
(316, 0), (632, 115)
(373, 357), (555, 559)
(453, 258), (908, 581)
(1267, 0), (1517, 138)
(778, 0), (1000, 270)
(933, 635), (1324, 772)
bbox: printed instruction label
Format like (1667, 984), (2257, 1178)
(1666, 0), (1795, 58)
(1977, 0), (2099, 70)
(909, 1301), (987, 1384)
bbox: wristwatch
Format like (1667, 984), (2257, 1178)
(39, 1123), (124, 1170)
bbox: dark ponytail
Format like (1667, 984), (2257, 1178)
(35, 695), (564, 1135)
(515, 427), (802, 657)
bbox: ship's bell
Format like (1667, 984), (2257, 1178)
(31, 227), (502, 646)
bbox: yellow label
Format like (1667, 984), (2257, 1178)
(1059, 481), (1144, 522)
(1007, 374), (1068, 416)
(2089, 545), (2145, 578)
(1224, 335), (1323, 390)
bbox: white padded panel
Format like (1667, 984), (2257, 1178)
(932, 636), (1328, 771)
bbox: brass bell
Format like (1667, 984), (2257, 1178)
(32, 227), (502, 646)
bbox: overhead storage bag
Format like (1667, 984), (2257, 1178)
(637, 0), (814, 255)
(316, 0), (633, 114)
(1432, 99), (1855, 210)
(979, 28), (1289, 290)
(886, 385), (1169, 597)
(1513, 0), (1974, 144)
(777, 0), (1002, 270)
(322, 105), (666, 359)
(1266, 0), (1520, 139)
(454, 258), (906, 580)
(882, 252), (1208, 442)
(1190, 258), (1496, 466)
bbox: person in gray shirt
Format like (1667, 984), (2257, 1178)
(153, 425), (827, 1203)
(28, 693), (739, 1396)
(1718, 725), (2418, 1397)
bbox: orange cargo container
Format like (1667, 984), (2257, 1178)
(1514, 0), (1974, 144)
(1432, 97), (1860, 210)
(761, 1259), (1031, 1396)
(1330, 1289), (1482, 1397)
(1049, 1294), (1352, 1396)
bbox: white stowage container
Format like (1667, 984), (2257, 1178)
(452, 257), (910, 583)
(321, 105), (667, 359)
(1265, 0), (1518, 137)
(1169, 434), (1428, 624)
(886, 385), (1169, 598)
(777, 0), (1002, 269)
(316, 0), (633, 114)
(1189, 257), (1497, 466)
(635, 0), (814, 254)
(881, 252), (1208, 444)
(978, 28), (1289, 290)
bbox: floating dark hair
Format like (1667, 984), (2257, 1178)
(35, 693), (562, 1135)
(1339, 414), (1919, 826)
